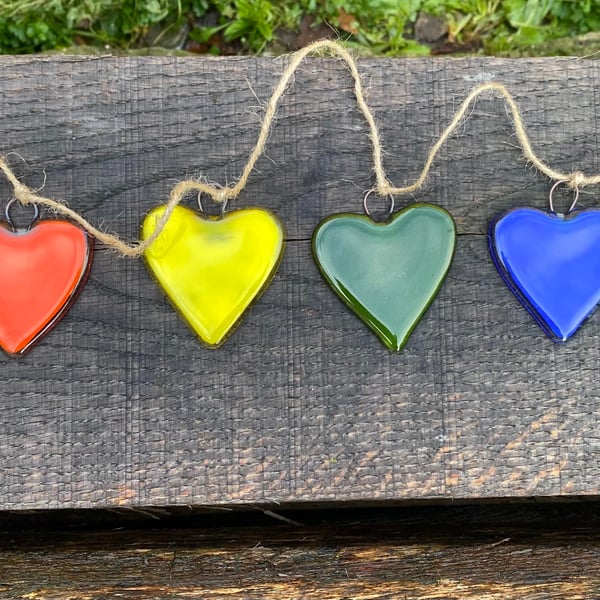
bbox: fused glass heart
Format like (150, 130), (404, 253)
(489, 207), (600, 342)
(312, 203), (456, 350)
(142, 205), (284, 347)
(0, 220), (93, 355)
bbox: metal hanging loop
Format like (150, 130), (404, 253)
(363, 189), (395, 221)
(198, 192), (228, 218)
(549, 180), (579, 215)
(4, 198), (40, 231)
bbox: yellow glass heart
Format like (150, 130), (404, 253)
(142, 205), (284, 347)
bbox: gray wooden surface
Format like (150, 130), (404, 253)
(1, 55), (599, 510)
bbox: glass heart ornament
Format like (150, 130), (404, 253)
(142, 200), (284, 348)
(0, 200), (93, 355)
(312, 192), (456, 350)
(489, 181), (600, 342)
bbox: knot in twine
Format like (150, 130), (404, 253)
(13, 182), (33, 204)
(214, 188), (230, 204)
(0, 39), (599, 258)
(567, 171), (587, 189)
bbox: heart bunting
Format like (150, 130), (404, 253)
(142, 205), (284, 347)
(0, 219), (93, 355)
(312, 203), (456, 350)
(489, 207), (600, 342)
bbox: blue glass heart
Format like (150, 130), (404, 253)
(489, 207), (600, 342)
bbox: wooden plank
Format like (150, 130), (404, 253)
(2, 504), (600, 599)
(0, 56), (600, 510)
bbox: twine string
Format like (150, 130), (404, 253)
(0, 39), (598, 258)
(381, 80), (598, 196)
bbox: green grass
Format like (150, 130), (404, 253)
(0, 0), (598, 55)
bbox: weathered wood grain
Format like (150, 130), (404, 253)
(3, 504), (600, 599)
(0, 56), (600, 510)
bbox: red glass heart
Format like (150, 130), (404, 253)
(0, 220), (93, 355)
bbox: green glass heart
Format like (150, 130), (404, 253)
(312, 203), (456, 350)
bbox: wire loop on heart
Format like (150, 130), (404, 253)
(549, 180), (580, 215)
(197, 192), (228, 219)
(4, 198), (40, 231)
(363, 190), (395, 221)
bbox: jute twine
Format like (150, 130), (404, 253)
(0, 39), (597, 258)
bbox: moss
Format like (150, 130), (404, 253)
(0, 0), (598, 56)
